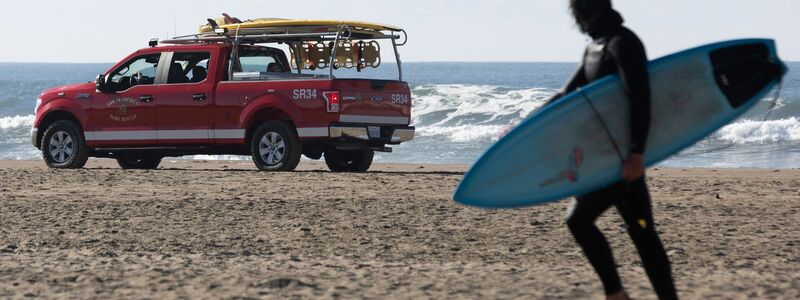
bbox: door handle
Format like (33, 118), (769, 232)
(140, 95), (154, 103)
(192, 93), (207, 101)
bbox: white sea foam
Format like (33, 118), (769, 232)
(0, 114), (34, 130)
(409, 85), (800, 146)
(411, 84), (555, 142)
(713, 117), (800, 144)
(416, 124), (508, 143)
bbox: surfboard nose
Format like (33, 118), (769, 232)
(710, 40), (787, 109)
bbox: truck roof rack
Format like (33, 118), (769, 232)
(158, 25), (408, 81)
(160, 25), (407, 46)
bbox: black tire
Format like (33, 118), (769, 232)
(116, 156), (162, 170)
(325, 149), (374, 172)
(251, 121), (302, 171)
(41, 120), (90, 169)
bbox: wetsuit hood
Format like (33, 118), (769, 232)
(586, 9), (624, 39)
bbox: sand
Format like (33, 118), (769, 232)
(0, 159), (799, 299)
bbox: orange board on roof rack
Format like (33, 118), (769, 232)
(199, 18), (403, 34)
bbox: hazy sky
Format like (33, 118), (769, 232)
(2, 0), (797, 63)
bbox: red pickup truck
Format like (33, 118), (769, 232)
(31, 21), (414, 171)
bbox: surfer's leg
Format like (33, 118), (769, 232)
(617, 177), (678, 300)
(566, 185), (623, 296)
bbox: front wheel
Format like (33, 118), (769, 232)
(251, 121), (302, 171)
(116, 156), (162, 170)
(325, 149), (374, 172)
(41, 120), (90, 169)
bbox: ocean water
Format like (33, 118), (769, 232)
(1, 62), (798, 168)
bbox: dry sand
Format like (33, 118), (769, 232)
(1, 159), (799, 299)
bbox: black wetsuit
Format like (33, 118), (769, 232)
(553, 9), (679, 300)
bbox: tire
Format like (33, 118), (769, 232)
(325, 149), (374, 172)
(251, 121), (302, 171)
(116, 156), (162, 170)
(41, 120), (90, 169)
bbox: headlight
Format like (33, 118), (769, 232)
(34, 98), (41, 114)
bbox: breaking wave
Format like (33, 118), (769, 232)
(0, 114), (34, 130)
(411, 84), (555, 142)
(409, 85), (800, 147)
(712, 117), (800, 144)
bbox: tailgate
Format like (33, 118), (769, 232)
(333, 79), (411, 125)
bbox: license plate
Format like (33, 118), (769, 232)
(368, 126), (380, 138)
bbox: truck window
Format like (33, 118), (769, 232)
(108, 54), (160, 92)
(230, 47), (289, 75)
(167, 52), (212, 84)
(240, 55), (278, 72)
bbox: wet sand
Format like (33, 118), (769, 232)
(1, 160), (799, 299)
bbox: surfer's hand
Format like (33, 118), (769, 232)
(622, 153), (644, 181)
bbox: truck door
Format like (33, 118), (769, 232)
(156, 52), (213, 145)
(90, 53), (163, 146)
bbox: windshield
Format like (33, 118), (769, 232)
(108, 54), (161, 92)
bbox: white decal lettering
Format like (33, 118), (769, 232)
(391, 94), (409, 105)
(292, 89), (318, 100)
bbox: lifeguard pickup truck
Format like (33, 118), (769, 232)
(31, 19), (414, 171)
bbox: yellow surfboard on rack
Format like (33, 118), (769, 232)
(199, 18), (403, 34)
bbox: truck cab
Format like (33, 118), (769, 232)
(32, 20), (414, 171)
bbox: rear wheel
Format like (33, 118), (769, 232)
(116, 156), (162, 170)
(325, 149), (374, 172)
(251, 121), (302, 171)
(41, 120), (90, 169)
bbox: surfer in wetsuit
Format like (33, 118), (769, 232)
(546, 1), (678, 299)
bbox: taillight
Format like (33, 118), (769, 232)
(323, 91), (340, 113)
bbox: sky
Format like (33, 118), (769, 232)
(1, 0), (797, 63)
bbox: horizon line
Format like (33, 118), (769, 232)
(1, 60), (798, 64)
(0, 60), (581, 64)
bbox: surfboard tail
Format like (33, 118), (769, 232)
(710, 39), (787, 109)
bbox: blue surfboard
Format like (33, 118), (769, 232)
(454, 39), (788, 208)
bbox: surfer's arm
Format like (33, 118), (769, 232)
(547, 62), (588, 106)
(609, 34), (651, 154)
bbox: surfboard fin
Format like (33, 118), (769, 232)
(207, 18), (219, 29)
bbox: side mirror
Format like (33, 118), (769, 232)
(95, 74), (110, 93)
